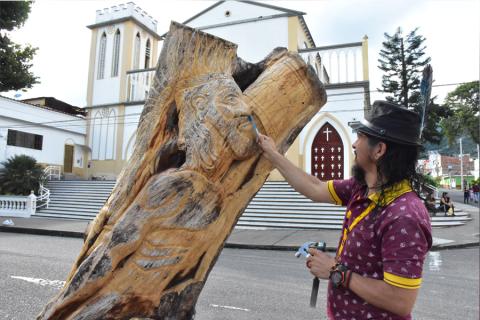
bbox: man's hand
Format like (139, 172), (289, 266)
(305, 248), (336, 279)
(256, 133), (279, 162)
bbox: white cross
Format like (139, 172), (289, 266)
(321, 147), (325, 153)
(331, 164), (334, 169)
(323, 127), (332, 141)
(315, 172), (318, 176)
(331, 172), (334, 177)
(338, 164), (342, 169)
(338, 172), (342, 177)
(321, 164), (324, 169)
(338, 147), (341, 152)
(314, 147), (318, 153)
(314, 164), (318, 169)
(321, 156), (325, 161)
(321, 172), (325, 177)
(338, 155), (341, 160)
(315, 156), (318, 161)
(331, 147), (334, 153)
(331, 156), (334, 161)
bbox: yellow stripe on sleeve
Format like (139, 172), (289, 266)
(327, 180), (343, 205)
(384, 272), (422, 289)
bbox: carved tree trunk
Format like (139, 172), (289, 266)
(38, 22), (326, 320)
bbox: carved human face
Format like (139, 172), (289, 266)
(179, 76), (257, 163)
(211, 78), (257, 158)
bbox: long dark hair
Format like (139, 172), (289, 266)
(355, 133), (422, 207)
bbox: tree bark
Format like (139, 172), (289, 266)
(38, 22), (327, 320)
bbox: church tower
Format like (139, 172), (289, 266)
(84, 2), (160, 179)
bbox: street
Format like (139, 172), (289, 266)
(0, 233), (478, 320)
(439, 188), (480, 209)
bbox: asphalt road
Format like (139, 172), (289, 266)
(0, 233), (478, 320)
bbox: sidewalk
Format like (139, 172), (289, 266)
(0, 202), (478, 252)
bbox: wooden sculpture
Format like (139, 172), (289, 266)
(38, 22), (326, 320)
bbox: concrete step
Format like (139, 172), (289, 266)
(46, 187), (113, 191)
(44, 205), (101, 213)
(244, 208), (344, 215)
(242, 213), (344, 220)
(37, 206), (100, 215)
(235, 221), (343, 230)
(47, 200), (108, 206)
(248, 201), (341, 207)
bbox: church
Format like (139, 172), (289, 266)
(81, 0), (371, 181)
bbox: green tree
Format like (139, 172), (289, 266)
(378, 27), (447, 144)
(441, 81), (480, 145)
(0, 154), (44, 195)
(0, 1), (39, 92)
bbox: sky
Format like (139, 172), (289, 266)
(3, 0), (479, 107)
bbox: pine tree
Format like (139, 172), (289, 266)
(378, 27), (447, 144)
(0, 1), (39, 92)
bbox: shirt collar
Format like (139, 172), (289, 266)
(367, 179), (412, 206)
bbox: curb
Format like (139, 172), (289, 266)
(0, 226), (84, 239)
(2, 226), (478, 252)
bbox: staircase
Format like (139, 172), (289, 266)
(35, 180), (471, 228)
(34, 180), (116, 220)
(237, 181), (472, 229)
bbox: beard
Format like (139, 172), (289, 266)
(352, 164), (367, 186)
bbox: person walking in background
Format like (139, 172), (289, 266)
(464, 186), (470, 204)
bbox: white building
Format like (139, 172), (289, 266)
(83, 0), (371, 181)
(0, 96), (87, 176)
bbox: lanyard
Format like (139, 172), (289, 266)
(336, 180), (413, 259)
(337, 201), (376, 259)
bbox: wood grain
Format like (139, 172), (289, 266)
(38, 22), (326, 320)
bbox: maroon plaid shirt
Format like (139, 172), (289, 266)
(325, 178), (432, 320)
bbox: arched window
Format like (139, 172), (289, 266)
(133, 32), (141, 69)
(91, 108), (116, 160)
(111, 29), (121, 77)
(144, 39), (151, 69)
(97, 32), (107, 79)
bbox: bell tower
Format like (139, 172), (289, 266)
(85, 2), (159, 107)
(84, 2), (160, 176)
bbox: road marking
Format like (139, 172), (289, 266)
(209, 304), (250, 312)
(11, 276), (65, 289)
(432, 237), (454, 245)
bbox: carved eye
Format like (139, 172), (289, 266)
(193, 95), (208, 110)
(224, 94), (238, 105)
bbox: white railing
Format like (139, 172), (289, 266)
(126, 68), (155, 102)
(43, 165), (61, 181)
(298, 38), (368, 85)
(0, 192), (36, 218)
(36, 184), (50, 210)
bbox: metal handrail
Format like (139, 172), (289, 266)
(36, 183), (50, 209)
(43, 165), (61, 181)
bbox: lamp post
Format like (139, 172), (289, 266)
(460, 137), (464, 190)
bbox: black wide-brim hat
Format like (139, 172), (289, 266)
(349, 100), (422, 146)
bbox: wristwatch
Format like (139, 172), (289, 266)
(329, 263), (352, 288)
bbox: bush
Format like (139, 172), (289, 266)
(420, 173), (439, 188)
(0, 155), (44, 195)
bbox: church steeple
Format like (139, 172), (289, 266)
(85, 2), (160, 107)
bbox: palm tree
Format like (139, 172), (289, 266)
(0, 155), (44, 195)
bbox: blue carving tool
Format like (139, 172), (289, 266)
(247, 115), (259, 138)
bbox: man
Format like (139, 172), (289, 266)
(257, 101), (432, 319)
